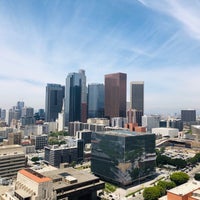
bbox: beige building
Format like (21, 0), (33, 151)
(87, 118), (110, 126)
(1, 167), (104, 200)
(8, 132), (22, 145)
(0, 145), (26, 178)
(152, 127), (178, 138)
(191, 125), (200, 142)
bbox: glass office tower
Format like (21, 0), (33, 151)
(45, 84), (65, 122)
(104, 73), (126, 119)
(91, 130), (156, 186)
(88, 83), (104, 118)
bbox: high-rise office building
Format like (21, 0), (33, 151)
(130, 81), (144, 113)
(181, 109), (196, 123)
(65, 70), (87, 125)
(16, 101), (24, 110)
(45, 84), (65, 122)
(21, 107), (35, 125)
(0, 109), (6, 121)
(79, 69), (87, 123)
(130, 81), (144, 126)
(88, 83), (104, 118)
(91, 130), (156, 186)
(104, 72), (126, 119)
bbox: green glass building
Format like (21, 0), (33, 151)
(91, 130), (156, 186)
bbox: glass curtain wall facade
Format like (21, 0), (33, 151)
(104, 73), (126, 119)
(65, 73), (82, 125)
(130, 81), (144, 113)
(88, 83), (104, 118)
(91, 131), (156, 186)
(45, 84), (65, 122)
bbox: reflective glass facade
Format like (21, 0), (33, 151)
(104, 73), (126, 119)
(130, 81), (144, 113)
(91, 130), (156, 186)
(45, 84), (65, 122)
(88, 83), (104, 118)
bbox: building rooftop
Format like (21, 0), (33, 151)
(19, 169), (52, 183)
(192, 125), (200, 129)
(45, 144), (77, 150)
(152, 127), (179, 131)
(98, 130), (153, 137)
(168, 180), (200, 196)
(0, 145), (24, 156)
(41, 167), (101, 190)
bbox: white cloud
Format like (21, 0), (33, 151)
(136, 0), (200, 40)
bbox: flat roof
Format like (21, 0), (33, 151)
(41, 167), (100, 190)
(97, 130), (154, 137)
(168, 180), (200, 196)
(192, 125), (200, 129)
(19, 169), (51, 183)
(0, 145), (24, 156)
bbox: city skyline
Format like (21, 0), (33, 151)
(1, 0), (200, 114)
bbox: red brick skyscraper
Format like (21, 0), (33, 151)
(104, 72), (127, 119)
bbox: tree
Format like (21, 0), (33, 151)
(160, 147), (165, 154)
(172, 158), (187, 169)
(194, 173), (200, 181)
(70, 161), (76, 168)
(157, 180), (176, 194)
(170, 172), (189, 186)
(143, 186), (162, 200)
(31, 157), (39, 162)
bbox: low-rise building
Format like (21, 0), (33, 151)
(142, 115), (160, 132)
(1, 167), (104, 200)
(31, 134), (48, 150)
(0, 145), (26, 178)
(152, 127), (178, 138)
(160, 180), (200, 200)
(191, 125), (200, 142)
(44, 141), (83, 167)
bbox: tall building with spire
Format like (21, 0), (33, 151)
(104, 72), (126, 119)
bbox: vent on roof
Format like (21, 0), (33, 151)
(65, 176), (77, 184)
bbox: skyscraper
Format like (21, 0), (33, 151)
(45, 84), (65, 122)
(130, 81), (144, 113)
(181, 109), (196, 123)
(104, 72), (126, 119)
(16, 101), (24, 110)
(130, 81), (144, 125)
(79, 69), (87, 123)
(65, 70), (87, 125)
(21, 107), (35, 125)
(88, 83), (104, 118)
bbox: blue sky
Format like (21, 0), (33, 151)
(0, 0), (200, 115)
